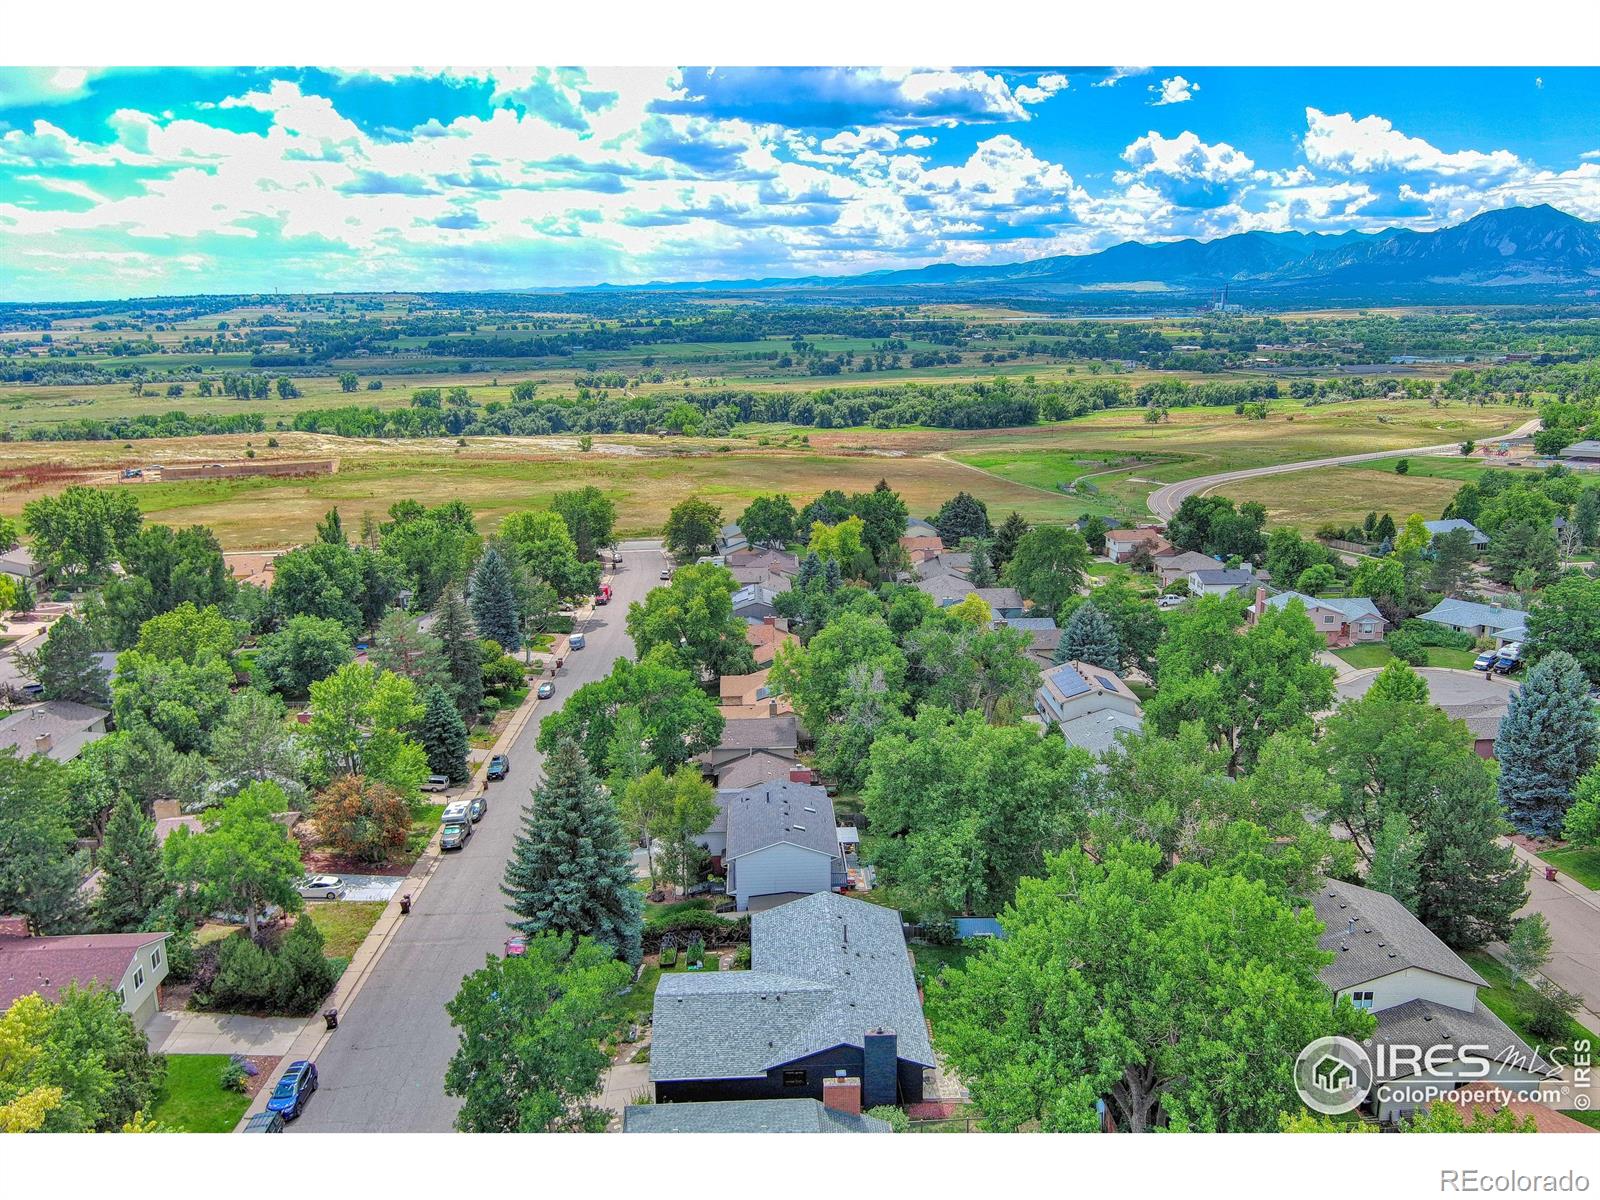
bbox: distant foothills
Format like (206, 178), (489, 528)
(605, 204), (1600, 304)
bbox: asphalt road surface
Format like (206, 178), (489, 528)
(1145, 418), (1541, 521)
(294, 540), (666, 1132)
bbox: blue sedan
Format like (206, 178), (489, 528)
(264, 1060), (319, 1121)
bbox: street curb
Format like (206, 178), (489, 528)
(230, 600), (599, 1131)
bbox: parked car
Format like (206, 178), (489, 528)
(468, 794), (487, 823)
(685, 879), (726, 898)
(420, 774), (451, 792)
(243, 1110), (286, 1133)
(537, 681), (554, 699)
(659, 568), (673, 580)
(487, 754), (510, 780)
(440, 819), (472, 851)
(1494, 643), (1522, 672)
(296, 874), (347, 901)
(1474, 649), (1499, 672)
(504, 935), (526, 957)
(569, 633), (586, 650)
(265, 1061), (319, 1121)
(1157, 594), (1185, 609)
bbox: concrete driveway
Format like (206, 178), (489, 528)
(309, 875), (406, 903)
(290, 541), (666, 1132)
(146, 1011), (304, 1056)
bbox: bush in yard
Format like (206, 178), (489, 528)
(733, 943), (751, 969)
(658, 946), (678, 968)
(919, 917), (957, 946)
(1384, 628), (1428, 666)
(1397, 619), (1474, 650)
(640, 909), (749, 952)
(313, 775), (412, 864)
(273, 915), (338, 1013)
(1527, 980), (1581, 1043)
(685, 936), (704, 967)
(866, 1105), (909, 1132)
(205, 933), (281, 1012)
(220, 1059), (248, 1093)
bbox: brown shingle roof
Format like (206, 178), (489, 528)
(0, 932), (167, 1008)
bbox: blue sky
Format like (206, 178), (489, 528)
(2, 66), (1597, 299)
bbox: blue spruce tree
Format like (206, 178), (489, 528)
(469, 544), (521, 653)
(1057, 599), (1121, 671)
(1496, 650), (1599, 835)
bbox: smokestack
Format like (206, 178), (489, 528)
(33, 732), (53, 754)
(862, 1028), (898, 1108)
(823, 1073), (862, 1116)
(763, 615), (776, 627)
(1254, 587), (1267, 619)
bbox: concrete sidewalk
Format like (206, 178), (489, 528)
(147, 1011), (304, 1056)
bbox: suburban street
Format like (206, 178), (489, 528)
(293, 539), (666, 1133)
(1145, 418), (1542, 521)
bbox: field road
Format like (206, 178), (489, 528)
(291, 539), (666, 1133)
(1145, 418), (1542, 522)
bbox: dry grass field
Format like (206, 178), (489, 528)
(0, 396), (1527, 549)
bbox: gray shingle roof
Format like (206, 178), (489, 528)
(913, 574), (1022, 610)
(714, 751), (801, 790)
(650, 892), (935, 1084)
(1057, 709), (1144, 755)
(718, 781), (840, 861)
(1423, 519), (1488, 544)
(1417, 598), (1528, 633)
(1311, 879), (1486, 992)
(1190, 568), (1258, 589)
(0, 700), (110, 763)
(1557, 439), (1600, 459)
(622, 1099), (890, 1133)
(1265, 590), (1383, 623)
(1370, 998), (1552, 1079)
(1154, 550), (1220, 572)
(716, 715), (798, 753)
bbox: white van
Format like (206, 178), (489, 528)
(441, 800), (473, 825)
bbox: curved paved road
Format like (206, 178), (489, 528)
(292, 540), (666, 1133)
(1146, 418), (1541, 521)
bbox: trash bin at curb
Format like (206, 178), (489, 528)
(1545, 867), (1558, 882)
(324, 1008), (338, 1030)
(400, 893), (412, 915)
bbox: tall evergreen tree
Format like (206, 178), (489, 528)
(1496, 650), (1599, 835)
(434, 585), (483, 720)
(20, 614), (109, 706)
(468, 544), (520, 652)
(315, 506), (345, 546)
(991, 511), (1030, 571)
(502, 739), (642, 964)
(967, 537), (995, 587)
(1417, 759), (1528, 948)
(93, 796), (165, 931)
(823, 557), (842, 591)
(793, 551), (823, 591)
(419, 683), (470, 783)
(1056, 599), (1121, 671)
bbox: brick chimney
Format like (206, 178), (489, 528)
(33, 732), (53, 754)
(823, 1072), (862, 1116)
(763, 615), (776, 627)
(789, 764), (813, 784)
(0, 914), (31, 938)
(1254, 586), (1267, 621)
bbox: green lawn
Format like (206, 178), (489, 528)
(1332, 644), (1480, 671)
(1463, 950), (1598, 1061)
(405, 802), (445, 857)
(151, 1054), (252, 1133)
(910, 942), (980, 986)
(304, 901), (386, 960)
(1540, 847), (1600, 892)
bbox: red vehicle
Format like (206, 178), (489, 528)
(596, 584), (613, 605)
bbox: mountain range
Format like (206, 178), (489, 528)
(624, 205), (1600, 302)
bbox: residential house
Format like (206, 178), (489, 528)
(914, 551), (972, 581)
(732, 583), (783, 623)
(704, 780), (847, 911)
(222, 550), (282, 590)
(0, 543), (46, 590)
(1251, 588), (1385, 647)
(721, 667), (780, 708)
(1334, 667), (1513, 760)
(1416, 598), (1528, 647)
(1186, 565), (1261, 598)
(717, 524), (749, 555)
(904, 517), (939, 539)
(990, 616), (1061, 667)
(1439, 1083), (1597, 1134)
(913, 574), (1024, 617)
(746, 616), (799, 668)
(1311, 880), (1554, 1124)
(0, 700), (110, 764)
(703, 714), (800, 774)
(726, 547), (801, 577)
(729, 566), (793, 594)
(1153, 550), (1221, 588)
(899, 535), (945, 564)
(649, 891), (936, 1107)
(1035, 660), (1144, 755)
(623, 1096), (890, 1133)
(1076, 515), (1121, 533)
(1422, 519), (1489, 551)
(1105, 526), (1171, 564)
(715, 751), (807, 791)
(0, 918), (171, 1028)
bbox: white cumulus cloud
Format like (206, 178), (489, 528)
(1149, 76), (1198, 106)
(1303, 108), (1521, 176)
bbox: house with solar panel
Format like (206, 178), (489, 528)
(1034, 659), (1144, 756)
